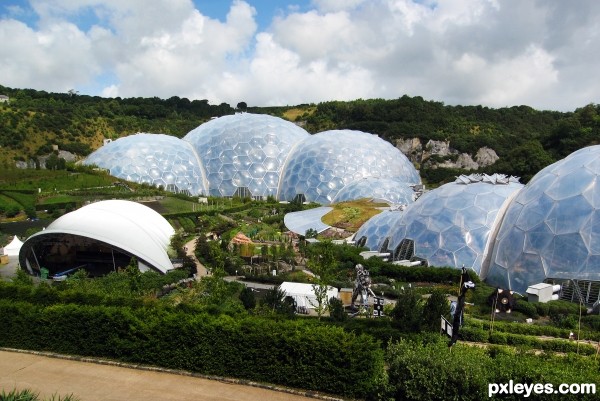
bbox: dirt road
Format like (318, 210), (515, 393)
(0, 349), (337, 401)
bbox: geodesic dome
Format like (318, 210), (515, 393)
(278, 130), (420, 204)
(84, 133), (208, 195)
(486, 145), (600, 294)
(354, 209), (405, 252)
(332, 177), (416, 205)
(183, 113), (309, 198)
(388, 174), (523, 274)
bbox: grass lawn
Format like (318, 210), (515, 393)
(158, 196), (199, 214)
(322, 199), (386, 231)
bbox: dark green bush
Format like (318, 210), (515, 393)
(514, 299), (539, 318)
(0, 300), (384, 399)
(488, 331), (508, 345)
(386, 338), (600, 400)
(379, 264), (479, 284)
(534, 302), (550, 316)
(459, 326), (488, 342)
(582, 315), (600, 331)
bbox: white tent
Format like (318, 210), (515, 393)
(279, 281), (339, 310)
(4, 236), (24, 256)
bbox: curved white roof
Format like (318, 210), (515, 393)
(284, 207), (333, 236)
(24, 200), (175, 273)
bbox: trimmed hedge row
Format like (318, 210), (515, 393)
(379, 264), (480, 284)
(477, 320), (600, 342)
(386, 338), (600, 401)
(459, 326), (597, 355)
(0, 300), (384, 399)
(514, 299), (587, 319)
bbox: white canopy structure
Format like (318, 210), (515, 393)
(19, 200), (175, 277)
(3, 236), (23, 256)
(283, 207), (332, 236)
(279, 281), (338, 310)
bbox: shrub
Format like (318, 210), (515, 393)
(489, 331), (508, 345)
(390, 288), (423, 332)
(514, 299), (539, 318)
(386, 338), (600, 400)
(328, 296), (347, 322)
(0, 301), (385, 399)
(459, 326), (488, 343)
(534, 302), (550, 316)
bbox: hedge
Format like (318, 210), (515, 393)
(386, 338), (600, 401)
(0, 300), (384, 399)
(477, 320), (600, 342)
(379, 264), (480, 284)
(459, 325), (597, 355)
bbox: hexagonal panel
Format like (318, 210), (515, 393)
(385, 174), (523, 275)
(487, 145), (600, 293)
(184, 113), (309, 197)
(278, 130), (420, 204)
(83, 133), (208, 195)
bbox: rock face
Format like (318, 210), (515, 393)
(15, 151), (77, 169)
(475, 146), (499, 167)
(395, 138), (498, 170)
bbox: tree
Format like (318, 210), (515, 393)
(260, 286), (296, 317)
(305, 228), (318, 239)
(492, 140), (554, 182)
(390, 288), (423, 332)
(239, 286), (256, 310)
(307, 240), (338, 319)
(169, 229), (186, 258)
(236, 102), (247, 112)
(328, 296), (347, 322)
(422, 289), (449, 332)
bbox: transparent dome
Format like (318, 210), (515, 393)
(333, 177), (415, 205)
(354, 209), (405, 252)
(487, 145), (600, 293)
(388, 174), (523, 274)
(278, 130), (420, 204)
(83, 133), (208, 195)
(183, 113), (309, 198)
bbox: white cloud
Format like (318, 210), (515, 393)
(1, 0), (599, 111)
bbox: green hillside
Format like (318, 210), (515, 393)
(1, 84), (599, 186)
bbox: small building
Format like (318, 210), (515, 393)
(279, 281), (338, 310)
(0, 95), (9, 103)
(526, 283), (561, 303)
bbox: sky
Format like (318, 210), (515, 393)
(0, 0), (599, 111)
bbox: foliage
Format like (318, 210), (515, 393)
(0, 388), (80, 401)
(385, 337), (600, 400)
(0, 300), (385, 399)
(238, 286), (256, 310)
(258, 286), (296, 317)
(328, 296), (347, 322)
(306, 240), (338, 318)
(421, 289), (450, 332)
(3, 85), (600, 186)
(390, 288), (424, 332)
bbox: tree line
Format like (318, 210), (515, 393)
(2, 84), (599, 184)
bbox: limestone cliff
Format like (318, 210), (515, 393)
(396, 138), (498, 170)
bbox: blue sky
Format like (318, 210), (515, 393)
(1, 0), (599, 111)
(1, 0), (312, 34)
